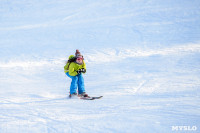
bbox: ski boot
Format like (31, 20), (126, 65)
(69, 92), (77, 98)
(78, 92), (89, 98)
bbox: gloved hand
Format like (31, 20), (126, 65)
(80, 68), (86, 73)
(77, 68), (86, 74)
(77, 69), (82, 74)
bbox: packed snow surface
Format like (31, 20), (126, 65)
(0, 0), (200, 133)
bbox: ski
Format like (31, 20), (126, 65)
(80, 97), (95, 100)
(69, 94), (103, 100)
(91, 96), (103, 99)
(79, 96), (103, 100)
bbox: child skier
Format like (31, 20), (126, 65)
(64, 50), (88, 98)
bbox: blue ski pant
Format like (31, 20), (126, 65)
(66, 72), (85, 94)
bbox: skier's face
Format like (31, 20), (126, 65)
(76, 57), (83, 64)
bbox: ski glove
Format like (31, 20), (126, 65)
(77, 69), (82, 74)
(77, 68), (86, 74)
(80, 68), (86, 73)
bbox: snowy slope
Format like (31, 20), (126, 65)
(0, 0), (200, 133)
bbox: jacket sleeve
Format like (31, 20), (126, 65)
(82, 60), (86, 73)
(64, 63), (69, 73)
(68, 63), (78, 76)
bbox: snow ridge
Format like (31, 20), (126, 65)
(86, 43), (200, 63)
(0, 43), (199, 68)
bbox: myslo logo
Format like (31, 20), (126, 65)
(172, 126), (197, 131)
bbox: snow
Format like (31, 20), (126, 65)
(0, 0), (200, 133)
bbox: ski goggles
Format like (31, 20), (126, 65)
(77, 57), (83, 60)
